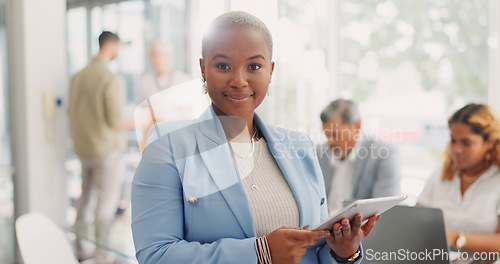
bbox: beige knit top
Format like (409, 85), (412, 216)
(229, 137), (300, 237)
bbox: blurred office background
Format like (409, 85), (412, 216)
(2, 0), (500, 263)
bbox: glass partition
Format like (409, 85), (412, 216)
(0, 0), (15, 262)
(65, 1), (189, 257)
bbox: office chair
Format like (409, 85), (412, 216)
(15, 212), (79, 264)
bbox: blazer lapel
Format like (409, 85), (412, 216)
(255, 115), (313, 227)
(195, 107), (256, 238)
(319, 144), (335, 197)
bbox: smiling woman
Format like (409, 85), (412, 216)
(131, 11), (380, 264)
(200, 25), (274, 138)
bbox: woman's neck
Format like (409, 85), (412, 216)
(460, 160), (490, 178)
(215, 110), (255, 143)
(222, 119), (256, 143)
(459, 161), (490, 196)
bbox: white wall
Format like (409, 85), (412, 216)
(7, 0), (68, 225)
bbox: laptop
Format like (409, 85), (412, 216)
(361, 205), (451, 264)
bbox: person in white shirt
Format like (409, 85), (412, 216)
(133, 41), (204, 152)
(135, 41), (191, 104)
(418, 103), (500, 253)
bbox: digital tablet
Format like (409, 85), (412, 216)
(312, 195), (407, 232)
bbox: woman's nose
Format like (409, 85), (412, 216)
(451, 144), (462, 154)
(229, 68), (248, 88)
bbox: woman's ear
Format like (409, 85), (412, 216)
(269, 61), (275, 83)
(199, 58), (206, 81)
(486, 140), (495, 152)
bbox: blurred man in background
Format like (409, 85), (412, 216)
(316, 99), (402, 215)
(68, 31), (126, 264)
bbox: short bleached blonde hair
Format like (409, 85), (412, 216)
(201, 11), (273, 60)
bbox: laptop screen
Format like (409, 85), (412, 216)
(361, 205), (451, 264)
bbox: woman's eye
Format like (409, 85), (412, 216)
(217, 63), (231, 70)
(248, 64), (261, 71)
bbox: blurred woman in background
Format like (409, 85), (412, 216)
(418, 103), (500, 253)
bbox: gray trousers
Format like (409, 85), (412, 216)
(74, 150), (125, 263)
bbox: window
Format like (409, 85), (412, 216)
(337, 0), (490, 202)
(0, 0), (15, 262)
(67, 7), (88, 77)
(150, 0), (189, 72)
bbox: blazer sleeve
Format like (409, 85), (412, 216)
(371, 143), (402, 197)
(131, 136), (257, 264)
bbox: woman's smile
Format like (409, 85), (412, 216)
(224, 92), (254, 104)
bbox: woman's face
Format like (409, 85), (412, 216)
(449, 122), (492, 171)
(200, 27), (274, 120)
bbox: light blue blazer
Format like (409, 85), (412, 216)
(131, 106), (363, 264)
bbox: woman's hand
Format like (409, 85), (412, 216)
(266, 226), (329, 264)
(326, 213), (380, 258)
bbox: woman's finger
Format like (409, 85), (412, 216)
(332, 223), (343, 240)
(289, 229), (327, 240)
(360, 214), (380, 237)
(341, 218), (351, 237)
(286, 229), (328, 247)
(350, 214), (362, 233)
